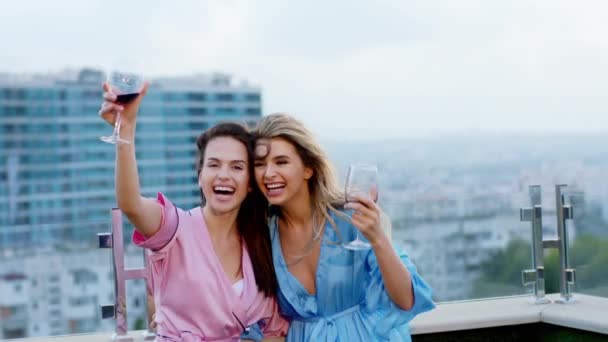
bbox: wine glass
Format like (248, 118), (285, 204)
(342, 163), (378, 250)
(100, 70), (144, 144)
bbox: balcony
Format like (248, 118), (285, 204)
(413, 294), (608, 341)
(7, 294), (608, 341)
(2, 182), (608, 341)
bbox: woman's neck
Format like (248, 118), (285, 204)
(202, 206), (239, 241)
(279, 186), (314, 230)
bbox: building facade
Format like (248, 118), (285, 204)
(0, 68), (262, 250)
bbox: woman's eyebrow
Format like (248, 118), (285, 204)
(206, 157), (247, 163)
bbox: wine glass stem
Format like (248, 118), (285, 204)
(114, 111), (122, 138)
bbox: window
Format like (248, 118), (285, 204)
(215, 93), (234, 101)
(68, 296), (95, 306)
(245, 107), (260, 115)
(15, 88), (25, 99)
(71, 269), (98, 285)
(215, 107), (235, 115)
(81, 90), (100, 99)
(244, 93), (260, 101)
(188, 108), (207, 115)
(187, 92), (207, 101)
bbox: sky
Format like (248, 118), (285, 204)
(0, 0), (606, 140)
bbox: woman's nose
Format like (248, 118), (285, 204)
(217, 165), (230, 179)
(263, 164), (277, 178)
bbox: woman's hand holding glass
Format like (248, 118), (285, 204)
(344, 191), (389, 248)
(343, 163), (392, 250)
(99, 75), (148, 143)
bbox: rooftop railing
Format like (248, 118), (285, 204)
(2, 183), (607, 341)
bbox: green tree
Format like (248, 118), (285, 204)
(134, 318), (146, 331)
(478, 239), (531, 285)
(476, 235), (608, 298)
(473, 239), (532, 298)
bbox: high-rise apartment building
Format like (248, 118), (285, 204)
(0, 68), (262, 250)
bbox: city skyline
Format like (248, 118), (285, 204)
(1, 0), (607, 140)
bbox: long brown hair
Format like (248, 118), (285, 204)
(196, 122), (277, 297)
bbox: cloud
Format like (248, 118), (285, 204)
(0, 0), (606, 139)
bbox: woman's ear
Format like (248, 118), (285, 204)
(304, 167), (313, 180)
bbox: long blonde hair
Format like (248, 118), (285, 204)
(254, 113), (346, 249)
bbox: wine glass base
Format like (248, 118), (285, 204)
(342, 240), (372, 250)
(100, 135), (131, 145)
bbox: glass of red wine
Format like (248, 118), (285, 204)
(100, 70), (144, 144)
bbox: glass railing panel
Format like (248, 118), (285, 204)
(0, 220), (150, 340)
(386, 189), (532, 302)
(567, 188), (608, 299)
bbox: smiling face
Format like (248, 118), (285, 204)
(254, 137), (313, 207)
(199, 136), (250, 215)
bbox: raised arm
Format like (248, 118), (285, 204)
(345, 196), (414, 310)
(99, 82), (161, 237)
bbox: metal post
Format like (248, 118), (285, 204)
(554, 185), (576, 303)
(520, 185), (550, 304)
(520, 184), (576, 304)
(98, 208), (156, 341)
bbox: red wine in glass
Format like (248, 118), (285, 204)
(100, 71), (144, 144)
(115, 93), (140, 104)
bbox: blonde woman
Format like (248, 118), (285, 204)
(252, 113), (434, 341)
